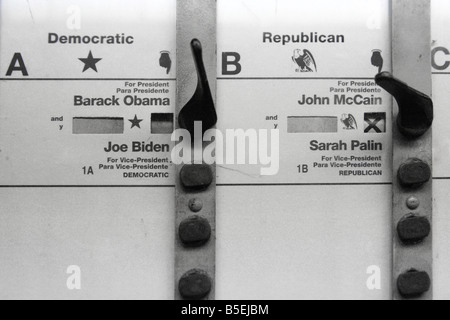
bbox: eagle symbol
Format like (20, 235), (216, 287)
(292, 49), (317, 72)
(341, 114), (358, 130)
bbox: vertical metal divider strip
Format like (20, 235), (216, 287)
(175, 0), (217, 300)
(391, 0), (433, 300)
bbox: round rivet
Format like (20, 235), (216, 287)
(189, 198), (203, 213)
(179, 269), (212, 300)
(179, 216), (211, 247)
(398, 159), (431, 188)
(406, 196), (420, 210)
(397, 270), (431, 298)
(397, 214), (431, 245)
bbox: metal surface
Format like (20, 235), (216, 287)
(175, 0), (217, 300)
(391, 0), (433, 300)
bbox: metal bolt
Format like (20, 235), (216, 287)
(397, 270), (431, 298)
(189, 198), (203, 212)
(398, 159), (431, 188)
(179, 269), (212, 300)
(179, 216), (211, 247)
(406, 196), (420, 210)
(397, 214), (431, 245)
(180, 164), (213, 190)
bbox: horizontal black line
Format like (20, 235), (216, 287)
(0, 183), (392, 188)
(217, 182), (392, 187)
(217, 77), (375, 81)
(4, 75), (445, 80)
(3, 180), (450, 188)
(0, 77), (378, 81)
(0, 185), (175, 188)
(0, 78), (176, 81)
(6, 179), (450, 187)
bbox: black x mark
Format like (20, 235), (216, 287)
(365, 117), (383, 133)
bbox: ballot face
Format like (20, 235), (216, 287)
(0, 0), (449, 300)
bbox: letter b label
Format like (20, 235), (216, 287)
(222, 52), (242, 75)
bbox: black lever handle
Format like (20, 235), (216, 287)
(178, 39), (217, 136)
(375, 72), (433, 138)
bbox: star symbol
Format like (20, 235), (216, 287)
(129, 115), (143, 129)
(79, 51), (102, 72)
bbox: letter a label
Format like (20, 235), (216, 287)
(6, 53), (29, 76)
